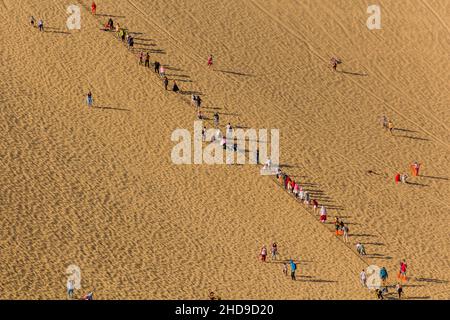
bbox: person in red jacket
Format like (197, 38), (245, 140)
(91, 2), (97, 15)
(395, 173), (401, 184)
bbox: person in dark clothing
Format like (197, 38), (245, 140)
(144, 53), (150, 68)
(107, 18), (114, 30)
(196, 95), (202, 109)
(213, 112), (219, 127)
(154, 61), (160, 73)
(172, 81), (179, 93)
(163, 77), (169, 90)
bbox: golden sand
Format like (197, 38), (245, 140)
(0, 0), (449, 299)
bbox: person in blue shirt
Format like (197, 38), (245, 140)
(289, 259), (297, 280)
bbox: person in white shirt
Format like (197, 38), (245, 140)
(67, 279), (75, 299)
(360, 270), (367, 287)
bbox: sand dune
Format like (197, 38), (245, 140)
(0, 0), (449, 299)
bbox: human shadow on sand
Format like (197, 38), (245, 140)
(215, 69), (254, 77)
(94, 106), (130, 112)
(338, 70), (368, 76)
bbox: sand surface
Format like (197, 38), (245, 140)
(0, 0), (449, 299)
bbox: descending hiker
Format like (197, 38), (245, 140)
(163, 76), (169, 90)
(207, 54), (213, 67)
(398, 260), (407, 282)
(260, 245), (267, 262)
(342, 224), (349, 243)
(38, 19), (44, 32)
(271, 242), (278, 260)
(159, 65), (166, 77)
(395, 283), (403, 299)
(411, 161), (421, 177)
(91, 2), (97, 15)
(154, 61), (161, 73)
(379, 267), (388, 285)
(319, 205), (327, 223)
(86, 91), (93, 107)
(145, 52), (150, 68)
(67, 279), (75, 299)
(395, 173), (401, 184)
(388, 120), (394, 133)
(213, 112), (219, 127)
(172, 81), (180, 93)
(356, 242), (366, 255)
(289, 259), (297, 280)
(360, 269), (367, 287)
(330, 57), (341, 71)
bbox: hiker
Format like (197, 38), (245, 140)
(256, 149), (260, 164)
(360, 269), (367, 287)
(398, 260), (407, 282)
(138, 51), (144, 65)
(163, 76), (169, 90)
(67, 279), (75, 299)
(293, 182), (299, 197)
(221, 136), (227, 150)
(195, 96), (202, 109)
(197, 110), (203, 120)
(226, 123), (233, 136)
(202, 126), (207, 142)
(380, 267), (388, 285)
(388, 120), (394, 133)
(330, 57), (341, 71)
(381, 115), (388, 130)
(319, 205), (327, 223)
(144, 52), (150, 68)
(312, 199), (318, 213)
(38, 19), (44, 32)
(30, 16), (36, 27)
(213, 112), (219, 127)
(356, 242), (366, 255)
(154, 61), (161, 73)
(107, 18), (114, 30)
(298, 187), (304, 201)
(289, 259), (297, 280)
(271, 242), (278, 260)
(334, 217), (340, 235)
(91, 2), (97, 15)
(411, 161), (421, 177)
(395, 173), (401, 184)
(304, 191), (310, 205)
(395, 283), (403, 299)
(375, 288), (384, 300)
(80, 290), (94, 300)
(127, 35), (134, 49)
(86, 91), (93, 107)
(207, 54), (213, 67)
(172, 81), (180, 93)
(342, 224), (349, 243)
(289, 180), (295, 193)
(400, 173), (408, 184)
(159, 65), (166, 77)
(264, 158), (272, 170)
(260, 246), (267, 262)
(282, 263), (288, 277)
